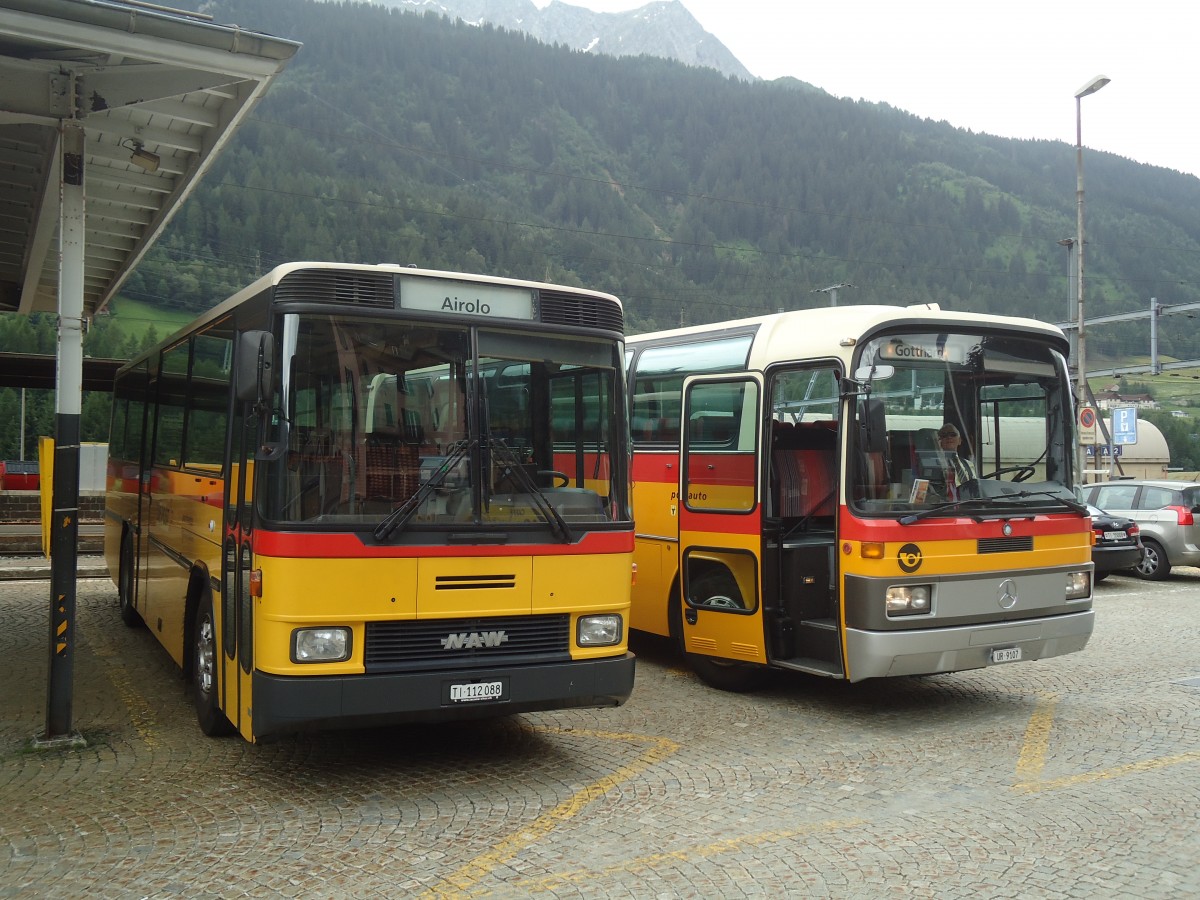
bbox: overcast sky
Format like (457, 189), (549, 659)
(535, 0), (1200, 179)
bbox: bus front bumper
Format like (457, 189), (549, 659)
(844, 610), (1094, 682)
(250, 653), (635, 740)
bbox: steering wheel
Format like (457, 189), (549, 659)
(538, 470), (570, 488)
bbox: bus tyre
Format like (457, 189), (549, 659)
(191, 594), (235, 736)
(690, 570), (745, 610)
(1135, 538), (1171, 581)
(118, 534), (143, 628)
(687, 654), (770, 693)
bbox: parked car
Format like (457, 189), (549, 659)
(1085, 503), (1143, 581)
(1080, 480), (1200, 580)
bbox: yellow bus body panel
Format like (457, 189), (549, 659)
(253, 549), (633, 675)
(844, 532), (1091, 579)
(630, 474), (678, 636)
(631, 538), (675, 636)
(680, 528), (766, 665)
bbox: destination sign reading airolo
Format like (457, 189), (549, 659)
(398, 277), (534, 321)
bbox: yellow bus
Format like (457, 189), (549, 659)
(626, 304), (1094, 690)
(105, 263), (634, 740)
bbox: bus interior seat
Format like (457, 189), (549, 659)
(887, 430), (915, 484)
(294, 427), (348, 518)
(365, 432), (419, 502)
(855, 398), (889, 500)
(690, 413), (734, 445)
(772, 421), (837, 519)
(914, 428), (940, 452)
(429, 380), (465, 447)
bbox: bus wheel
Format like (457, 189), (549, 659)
(191, 594), (234, 736)
(118, 534), (143, 628)
(689, 570), (745, 610)
(688, 654), (769, 693)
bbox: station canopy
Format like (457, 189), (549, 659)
(0, 0), (299, 322)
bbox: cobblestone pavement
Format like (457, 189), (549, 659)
(2, 572), (1199, 898)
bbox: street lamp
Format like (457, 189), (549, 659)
(1057, 237), (1075, 365)
(1074, 74), (1110, 483)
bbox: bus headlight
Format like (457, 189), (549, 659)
(578, 614), (622, 647)
(292, 627), (352, 663)
(1065, 571), (1091, 600)
(885, 585), (932, 617)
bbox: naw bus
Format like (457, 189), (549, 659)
(625, 303), (1093, 690)
(105, 263), (634, 740)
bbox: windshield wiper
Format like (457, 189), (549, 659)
(899, 489), (1086, 525)
(899, 497), (988, 525)
(1002, 490), (1088, 515)
(372, 440), (471, 542)
(488, 437), (574, 544)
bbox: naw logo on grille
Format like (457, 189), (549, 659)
(441, 631), (510, 650)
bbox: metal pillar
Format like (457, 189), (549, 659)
(39, 118), (87, 749)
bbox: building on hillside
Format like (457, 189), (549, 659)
(1094, 391), (1158, 411)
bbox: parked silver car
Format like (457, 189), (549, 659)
(1080, 480), (1200, 580)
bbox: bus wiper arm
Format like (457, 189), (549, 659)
(899, 497), (988, 525)
(1005, 490), (1088, 515)
(372, 441), (471, 542)
(489, 437), (574, 544)
(899, 489), (1086, 525)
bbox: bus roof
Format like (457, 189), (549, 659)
(628, 304), (1067, 368)
(118, 262), (624, 373)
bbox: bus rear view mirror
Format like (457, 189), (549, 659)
(235, 330), (276, 407)
(854, 364), (894, 382)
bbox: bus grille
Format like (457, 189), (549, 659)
(978, 536), (1034, 553)
(275, 270), (395, 308)
(363, 614), (571, 672)
(538, 289), (624, 332)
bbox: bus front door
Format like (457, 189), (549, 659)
(678, 375), (767, 667)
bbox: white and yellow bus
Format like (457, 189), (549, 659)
(105, 263), (634, 740)
(626, 304), (1094, 690)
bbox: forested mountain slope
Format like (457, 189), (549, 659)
(118, 0), (1200, 359)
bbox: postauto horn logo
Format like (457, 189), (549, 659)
(898, 543), (923, 573)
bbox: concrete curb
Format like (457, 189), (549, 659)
(0, 557), (108, 581)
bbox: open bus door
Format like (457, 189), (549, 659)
(677, 375), (768, 684)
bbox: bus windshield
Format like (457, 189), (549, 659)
(260, 314), (628, 532)
(847, 330), (1076, 517)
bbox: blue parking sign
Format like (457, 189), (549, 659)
(1111, 407), (1138, 445)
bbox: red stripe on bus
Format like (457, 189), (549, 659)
(253, 529), (634, 558)
(840, 510), (1085, 542)
(631, 450), (676, 482)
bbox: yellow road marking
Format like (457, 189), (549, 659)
(419, 728), (681, 899)
(1014, 691), (1057, 781)
(480, 817), (869, 896)
(1013, 691), (1200, 793)
(1016, 749), (1200, 793)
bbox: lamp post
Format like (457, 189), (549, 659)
(1057, 237), (1075, 366)
(1073, 74), (1110, 483)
